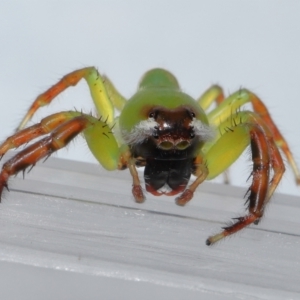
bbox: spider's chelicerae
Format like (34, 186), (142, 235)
(0, 67), (299, 245)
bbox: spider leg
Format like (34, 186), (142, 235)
(207, 89), (300, 184)
(0, 111), (79, 157)
(197, 85), (231, 184)
(0, 112), (126, 201)
(0, 115), (90, 201)
(197, 84), (225, 110)
(102, 74), (127, 111)
(249, 93), (299, 185)
(248, 112), (285, 202)
(18, 67), (117, 130)
(203, 111), (285, 245)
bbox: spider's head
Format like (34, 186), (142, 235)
(122, 106), (214, 150)
(148, 107), (196, 150)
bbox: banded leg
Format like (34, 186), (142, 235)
(203, 111), (285, 245)
(0, 112), (122, 201)
(247, 112), (285, 203)
(206, 89), (300, 184)
(18, 67), (115, 130)
(0, 115), (90, 200)
(0, 111), (79, 158)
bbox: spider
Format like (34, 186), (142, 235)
(0, 67), (299, 245)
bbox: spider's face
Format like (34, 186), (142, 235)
(122, 105), (214, 150)
(148, 107), (196, 151)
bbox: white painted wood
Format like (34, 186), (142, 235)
(0, 155), (299, 299)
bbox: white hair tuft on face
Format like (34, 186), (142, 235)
(122, 118), (159, 145)
(191, 119), (215, 141)
(122, 118), (215, 145)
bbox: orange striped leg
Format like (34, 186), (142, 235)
(0, 116), (90, 201)
(246, 112), (285, 206)
(0, 112), (79, 158)
(206, 126), (270, 245)
(267, 137), (285, 200)
(249, 92), (300, 184)
(18, 69), (90, 129)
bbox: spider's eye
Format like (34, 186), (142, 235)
(190, 112), (195, 118)
(190, 132), (195, 139)
(149, 111), (155, 118)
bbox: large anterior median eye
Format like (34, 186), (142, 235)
(158, 140), (191, 150)
(176, 140), (190, 150)
(159, 141), (173, 150)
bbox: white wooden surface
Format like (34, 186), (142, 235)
(0, 155), (299, 300)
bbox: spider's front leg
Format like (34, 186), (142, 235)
(203, 111), (285, 245)
(207, 88), (300, 185)
(0, 114), (87, 200)
(17, 67), (126, 130)
(0, 112), (123, 201)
